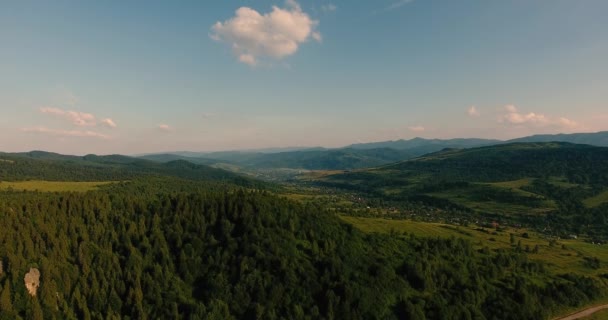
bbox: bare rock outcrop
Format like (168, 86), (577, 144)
(24, 268), (40, 297)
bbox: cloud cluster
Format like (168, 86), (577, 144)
(210, 0), (321, 66)
(39, 107), (117, 128)
(26, 106), (117, 140)
(499, 105), (578, 129)
(158, 124), (172, 132)
(40, 107), (96, 127)
(101, 118), (117, 128)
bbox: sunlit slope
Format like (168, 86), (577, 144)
(317, 143), (608, 215)
(0, 150), (257, 187)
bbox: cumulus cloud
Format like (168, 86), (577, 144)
(158, 124), (172, 132)
(211, 0), (321, 66)
(468, 106), (480, 117)
(21, 127), (111, 139)
(499, 105), (578, 129)
(40, 107), (96, 127)
(321, 4), (337, 12)
(100, 118), (117, 128)
(409, 125), (425, 132)
(39, 106), (116, 129)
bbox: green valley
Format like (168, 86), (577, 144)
(1, 141), (608, 319)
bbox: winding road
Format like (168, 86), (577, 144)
(554, 304), (608, 320)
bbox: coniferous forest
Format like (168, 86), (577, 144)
(0, 177), (605, 319)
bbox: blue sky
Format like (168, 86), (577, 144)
(1, 0), (607, 155)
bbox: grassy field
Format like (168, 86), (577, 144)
(428, 189), (555, 215)
(583, 308), (608, 320)
(584, 190), (608, 208)
(0, 180), (116, 192)
(340, 216), (608, 278)
(486, 178), (532, 189)
(297, 170), (348, 181)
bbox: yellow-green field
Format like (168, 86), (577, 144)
(340, 216), (608, 278)
(486, 178), (532, 189)
(297, 170), (347, 181)
(585, 190), (608, 208)
(0, 180), (116, 192)
(583, 308), (608, 320)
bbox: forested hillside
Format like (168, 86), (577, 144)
(0, 151), (256, 187)
(316, 143), (608, 239)
(142, 148), (424, 171)
(0, 184), (605, 319)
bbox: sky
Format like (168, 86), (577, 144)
(1, 0), (607, 155)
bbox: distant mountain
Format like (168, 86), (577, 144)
(507, 131), (608, 146)
(234, 148), (422, 170)
(136, 131), (608, 171)
(138, 153), (220, 165)
(346, 137), (500, 150)
(139, 148), (421, 170)
(147, 146), (326, 159)
(345, 132), (608, 150)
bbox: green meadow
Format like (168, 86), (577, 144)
(0, 180), (116, 192)
(340, 216), (608, 278)
(585, 190), (608, 208)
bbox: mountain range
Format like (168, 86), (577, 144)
(138, 131), (608, 171)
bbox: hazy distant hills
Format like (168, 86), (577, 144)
(507, 131), (608, 146)
(137, 131), (608, 171)
(346, 131), (608, 150)
(138, 138), (506, 170)
(346, 137), (500, 150)
(5, 131), (608, 174)
(138, 153), (220, 166)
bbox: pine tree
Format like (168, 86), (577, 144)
(0, 281), (13, 312)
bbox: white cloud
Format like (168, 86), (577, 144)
(239, 54), (257, 66)
(39, 107), (96, 127)
(158, 124), (172, 132)
(409, 125), (425, 132)
(21, 127), (111, 139)
(375, 0), (414, 13)
(321, 4), (337, 12)
(101, 118), (117, 128)
(39, 106), (118, 129)
(557, 117), (579, 129)
(499, 105), (579, 129)
(467, 106), (480, 117)
(211, 0), (321, 66)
